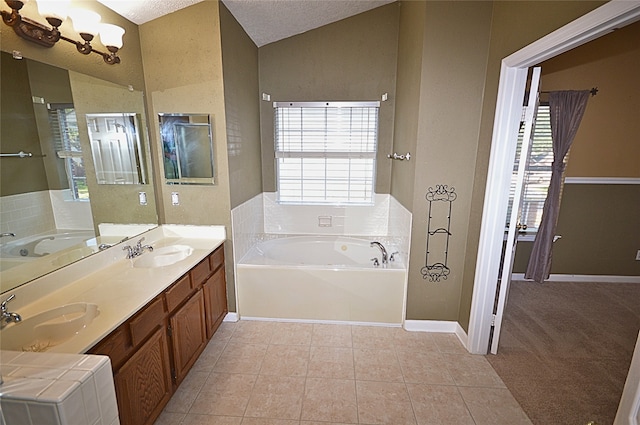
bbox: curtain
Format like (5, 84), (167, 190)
(525, 90), (590, 283)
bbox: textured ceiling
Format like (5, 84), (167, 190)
(97, 0), (395, 47)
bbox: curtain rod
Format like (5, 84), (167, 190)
(540, 87), (598, 96)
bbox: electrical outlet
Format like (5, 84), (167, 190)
(636, 250), (640, 261)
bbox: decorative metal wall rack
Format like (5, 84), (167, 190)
(421, 185), (456, 282)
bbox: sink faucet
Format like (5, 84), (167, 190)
(370, 241), (388, 265)
(123, 237), (154, 259)
(1, 294), (22, 329)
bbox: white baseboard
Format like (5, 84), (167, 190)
(403, 320), (469, 351)
(238, 316), (402, 327)
(223, 312), (239, 322)
(512, 273), (640, 283)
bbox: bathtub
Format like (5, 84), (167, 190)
(236, 236), (407, 324)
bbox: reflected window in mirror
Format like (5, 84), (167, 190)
(48, 104), (88, 200)
(159, 114), (215, 185)
(85, 113), (148, 185)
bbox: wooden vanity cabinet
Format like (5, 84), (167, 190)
(88, 244), (227, 425)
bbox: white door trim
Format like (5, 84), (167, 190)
(467, 0), (640, 355)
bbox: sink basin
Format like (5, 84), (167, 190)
(0, 302), (100, 352)
(133, 245), (194, 268)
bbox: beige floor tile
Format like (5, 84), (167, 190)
(301, 378), (357, 423)
(396, 350), (454, 385)
(192, 338), (228, 372)
(406, 384), (474, 425)
(164, 370), (209, 413)
(270, 322), (313, 346)
(260, 345), (310, 376)
(214, 342), (267, 374)
(181, 414), (243, 425)
(232, 321), (276, 344)
(356, 380), (416, 425)
(241, 419), (299, 425)
(155, 411), (185, 425)
(442, 353), (506, 388)
(212, 321), (238, 341)
(300, 422), (352, 425)
(307, 346), (354, 379)
(245, 375), (305, 420)
(458, 387), (533, 425)
(431, 333), (468, 355)
(190, 373), (257, 416)
(393, 330), (439, 352)
(311, 324), (352, 347)
(351, 325), (399, 349)
(354, 348), (403, 382)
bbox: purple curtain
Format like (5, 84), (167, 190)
(525, 90), (590, 283)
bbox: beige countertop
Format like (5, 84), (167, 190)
(1, 225), (225, 355)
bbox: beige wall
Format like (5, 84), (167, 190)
(540, 21), (640, 179)
(219, 3), (262, 209)
(389, 1), (424, 211)
(258, 3), (400, 194)
(404, 1), (493, 321)
(139, 1), (236, 311)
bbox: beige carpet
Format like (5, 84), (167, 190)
(486, 280), (640, 425)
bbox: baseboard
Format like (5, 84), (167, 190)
(403, 320), (469, 351)
(236, 315), (402, 327)
(223, 312), (239, 322)
(512, 273), (640, 283)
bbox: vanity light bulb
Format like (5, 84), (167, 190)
(36, 0), (71, 22)
(99, 23), (125, 49)
(69, 9), (101, 36)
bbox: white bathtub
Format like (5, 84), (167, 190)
(236, 236), (407, 324)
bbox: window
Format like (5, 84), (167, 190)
(48, 104), (88, 200)
(274, 101), (379, 205)
(508, 104), (565, 232)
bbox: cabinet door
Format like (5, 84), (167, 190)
(114, 327), (172, 425)
(203, 267), (228, 339)
(170, 288), (207, 384)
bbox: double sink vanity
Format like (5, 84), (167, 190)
(0, 225), (228, 425)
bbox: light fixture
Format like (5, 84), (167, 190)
(1, 0), (124, 64)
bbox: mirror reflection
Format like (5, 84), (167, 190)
(0, 52), (157, 293)
(86, 113), (148, 185)
(160, 114), (215, 185)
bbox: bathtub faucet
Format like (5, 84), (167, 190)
(370, 241), (388, 266)
(0, 232), (16, 238)
(1, 294), (22, 329)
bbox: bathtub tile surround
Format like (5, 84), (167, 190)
(0, 351), (119, 425)
(231, 193), (412, 324)
(0, 191), (56, 239)
(155, 320), (533, 424)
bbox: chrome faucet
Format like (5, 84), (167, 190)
(1, 294), (22, 329)
(123, 237), (154, 259)
(0, 232), (16, 238)
(370, 241), (388, 265)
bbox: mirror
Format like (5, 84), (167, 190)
(0, 52), (158, 293)
(86, 113), (148, 185)
(159, 114), (215, 185)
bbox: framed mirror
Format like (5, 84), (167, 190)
(159, 114), (215, 185)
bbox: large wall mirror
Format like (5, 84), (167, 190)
(159, 114), (216, 185)
(0, 52), (158, 293)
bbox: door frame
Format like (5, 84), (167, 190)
(467, 0), (640, 355)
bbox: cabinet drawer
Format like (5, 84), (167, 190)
(129, 297), (165, 347)
(165, 274), (192, 313)
(209, 246), (224, 272)
(191, 258), (211, 287)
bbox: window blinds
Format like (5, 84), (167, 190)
(274, 102), (379, 204)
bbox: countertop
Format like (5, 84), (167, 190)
(0, 225), (225, 355)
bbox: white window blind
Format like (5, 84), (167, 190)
(274, 101), (379, 204)
(508, 104), (564, 232)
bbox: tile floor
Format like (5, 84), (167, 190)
(155, 320), (532, 425)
